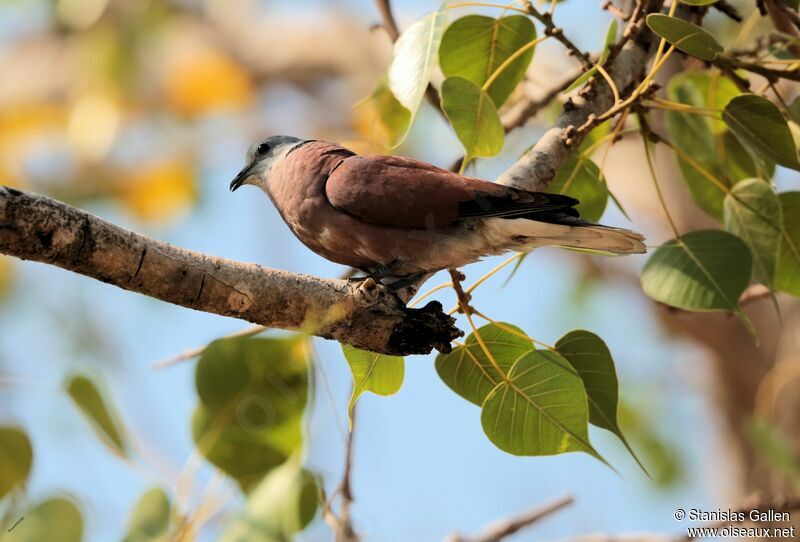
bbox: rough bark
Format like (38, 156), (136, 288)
(0, 187), (460, 356)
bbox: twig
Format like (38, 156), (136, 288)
(713, 0), (743, 22)
(445, 495), (574, 542)
(522, 1), (592, 68)
(447, 268), (474, 315)
(714, 55), (800, 83)
(497, 0), (665, 191)
(323, 406), (360, 542)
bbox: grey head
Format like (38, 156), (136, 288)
(229, 135), (308, 193)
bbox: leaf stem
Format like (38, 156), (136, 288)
(641, 134), (681, 239)
(482, 35), (548, 93)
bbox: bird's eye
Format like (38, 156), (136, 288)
(256, 143), (270, 155)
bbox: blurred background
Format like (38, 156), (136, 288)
(0, 0), (797, 540)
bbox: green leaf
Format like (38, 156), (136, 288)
(0, 426), (33, 498)
(665, 72), (762, 219)
(369, 82), (411, 148)
(439, 15), (535, 107)
(441, 77), (504, 161)
(123, 488), (171, 542)
(555, 330), (645, 471)
(220, 456), (319, 542)
(65, 374), (128, 457)
(618, 403), (683, 487)
(723, 94), (800, 171)
(641, 230), (752, 319)
(546, 156), (608, 222)
(480, 350), (605, 462)
(646, 14), (723, 61)
(776, 192), (800, 297)
(435, 322), (532, 406)
(342, 345), (404, 422)
(13, 497), (83, 542)
(723, 179), (782, 288)
(387, 4), (447, 132)
(193, 336), (309, 491)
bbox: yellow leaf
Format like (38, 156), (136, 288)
(120, 160), (197, 221)
(164, 49), (254, 117)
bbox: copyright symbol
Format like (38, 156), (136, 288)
(674, 509), (686, 521)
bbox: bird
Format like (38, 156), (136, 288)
(230, 136), (645, 288)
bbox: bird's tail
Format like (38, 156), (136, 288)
(487, 217), (646, 255)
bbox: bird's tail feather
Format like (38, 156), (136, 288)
(487, 217), (646, 255)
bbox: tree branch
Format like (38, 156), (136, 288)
(496, 0), (664, 191)
(0, 187), (461, 356)
(445, 495), (573, 542)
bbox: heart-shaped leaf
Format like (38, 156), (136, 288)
(439, 15), (535, 107)
(641, 230), (752, 318)
(547, 155), (608, 222)
(123, 488), (171, 542)
(555, 330), (645, 472)
(369, 81), (411, 148)
(723, 94), (800, 171)
(480, 350), (605, 461)
(723, 179), (782, 288)
(14, 497), (83, 542)
(665, 72), (764, 219)
(342, 345), (404, 422)
(436, 322), (532, 406)
(220, 456), (319, 542)
(388, 4), (447, 141)
(193, 336), (310, 491)
(441, 76), (504, 161)
(0, 426), (33, 498)
(66, 374), (128, 458)
(646, 14), (723, 61)
(776, 192), (800, 297)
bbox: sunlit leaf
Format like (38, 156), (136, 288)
(342, 345), (403, 422)
(546, 156), (608, 222)
(220, 456), (319, 542)
(555, 330), (644, 471)
(121, 160), (197, 222)
(0, 426), (33, 498)
(480, 350), (605, 462)
(436, 323), (532, 406)
(388, 4), (447, 129)
(441, 76), (504, 161)
(776, 192), (800, 297)
(164, 47), (254, 117)
(723, 179), (782, 288)
(123, 488), (171, 542)
(723, 94), (800, 171)
(66, 374), (128, 457)
(368, 82), (411, 148)
(13, 497), (83, 542)
(641, 230), (752, 322)
(193, 336), (309, 491)
(646, 14), (723, 61)
(439, 15), (535, 107)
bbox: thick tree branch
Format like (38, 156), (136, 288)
(497, 0), (664, 191)
(0, 187), (460, 356)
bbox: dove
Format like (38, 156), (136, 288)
(230, 136), (645, 287)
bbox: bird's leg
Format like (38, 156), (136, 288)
(348, 261), (402, 284)
(384, 272), (425, 291)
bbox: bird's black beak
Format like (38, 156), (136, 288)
(230, 165), (252, 192)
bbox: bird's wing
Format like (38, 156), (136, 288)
(325, 154), (579, 229)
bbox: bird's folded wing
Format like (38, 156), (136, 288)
(325, 154), (579, 229)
